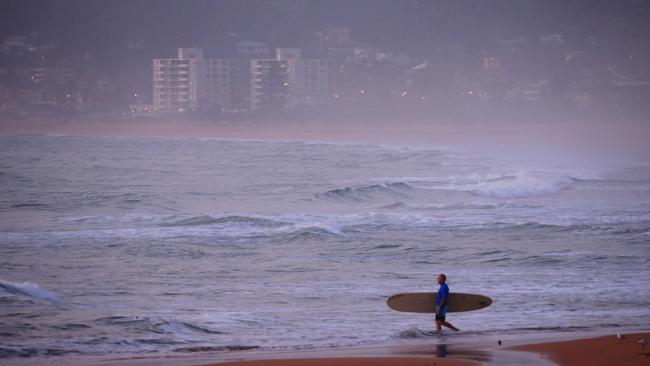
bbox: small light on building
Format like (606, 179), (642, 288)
(283, 82), (289, 86)
(334, 94), (339, 98)
(400, 90), (408, 96)
(468, 90), (473, 95)
(360, 89), (365, 94)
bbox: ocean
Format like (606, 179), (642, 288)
(0, 134), (649, 359)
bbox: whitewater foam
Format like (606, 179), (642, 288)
(2, 135), (650, 360)
(0, 279), (61, 304)
(376, 172), (575, 198)
(470, 173), (574, 198)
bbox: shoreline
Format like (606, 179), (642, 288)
(2, 117), (650, 156)
(2, 329), (648, 366)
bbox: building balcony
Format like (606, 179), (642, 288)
(155, 72), (189, 76)
(154, 77), (189, 82)
(160, 93), (189, 98)
(154, 84), (190, 89)
(155, 63), (190, 68)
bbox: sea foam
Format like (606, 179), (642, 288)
(0, 278), (61, 304)
(470, 173), (573, 198)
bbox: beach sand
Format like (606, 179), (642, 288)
(2, 331), (648, 365)
(193, 332), (650, 366)
(198, 357), (478, 366)
(2, 116), (650, 154)
(510, 332), (650, 366)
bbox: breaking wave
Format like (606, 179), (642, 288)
(401, 172), (575, 199)
(173, 345), (259, 353)
(20, 212), (650, 244)
(316, 182), (412, 202)
(279, 226), (345, 241)
(380, 202), (499, 210)
(470, 174), (574, 198)
(93, 316), (225, 336)
(0, 278), (61, 304)
(160, 215), (288, 228)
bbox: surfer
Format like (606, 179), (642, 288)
(435, 273), (460, 333)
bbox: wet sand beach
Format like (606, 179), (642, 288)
(4, 331), (649, 366)
(199, 357), (478, 366)
(510, 332), (650, 366)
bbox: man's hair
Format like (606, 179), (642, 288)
(439, 273), (446, 281)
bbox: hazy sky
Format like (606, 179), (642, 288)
(1, 0), (648, 56)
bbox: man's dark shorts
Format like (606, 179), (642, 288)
(435, 314), (446, 321)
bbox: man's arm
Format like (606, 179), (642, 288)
(436, 288), (449, 314)
(436, 297), (446, 314)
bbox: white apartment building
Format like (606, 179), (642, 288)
(250, 48), (335, 110)
(152, 48), (235, 112)
(153, 48), (201, 112)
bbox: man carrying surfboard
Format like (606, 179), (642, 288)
(435, 273), (460, 333)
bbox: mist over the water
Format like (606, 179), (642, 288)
(1, 0), (649, 153)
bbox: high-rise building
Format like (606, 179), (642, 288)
(231, 41), (271, 111)
(204, 59), (236, 111)
(153, 48), (202, 112)
(151, 47), (334, 113)
(250, 48), (335, 110)
(250, 59), (291, 111)
(152, 48), (235, 112)
(303, 58), (337, 104)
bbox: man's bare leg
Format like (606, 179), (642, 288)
(441, 321), (460, 331)
(435, 320), (442, 333)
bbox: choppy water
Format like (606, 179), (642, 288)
(1, 134), (649, 359)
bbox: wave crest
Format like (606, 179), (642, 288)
(0, 279), (60, 304)
(94, 316), (224, 336)
(470, 173), (574, 199)
(173, 345), (259, 353)
(161, 215), (288, 228)
(317, 182), (412, 202)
